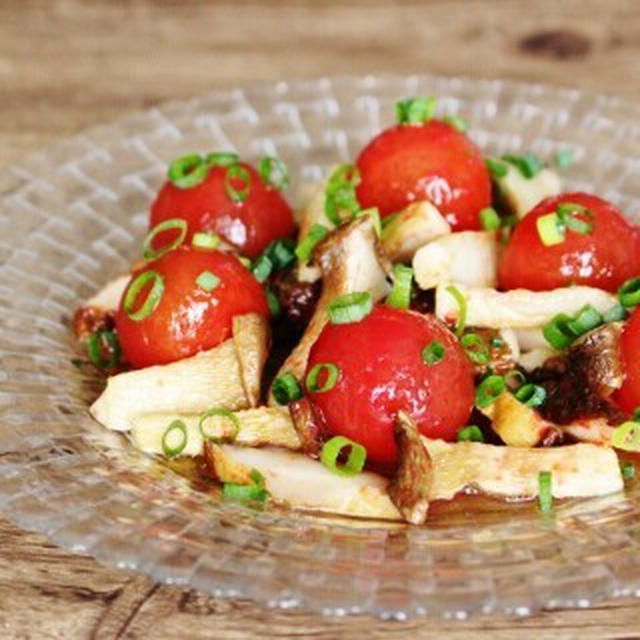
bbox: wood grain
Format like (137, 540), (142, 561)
(2, 1), (640, 637)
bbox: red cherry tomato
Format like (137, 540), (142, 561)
(614, 307), (640, 413)
(499, 193), (640, 292)
(150, 162), (295, 259)
(355, 120), (491, 231)
(304, 305), (475, 464)
(115, 246), (268, 368)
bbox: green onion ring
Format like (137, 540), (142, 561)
(123, 270), (165, 321)
(479, 207), (501, 231)
(386, 264), (413, 311)
(167, 154), (209, 189)
(622, 462), (636, 480)
(538, 470), (553, 512)
(503, 369), (526, 390)
(543, 313), (577, 350)
(320, 435), (367, 477)
(566, 304), (602, 337)
(486, 157), (508, 178)
(224, 164), (251, 203)
(259, 156), (289, 191)
(205, 151), (239, 168)
(272, 372), (303, 405)
(395, 97), (437, 124)
(142, 218), (188, 260)
(295, 224), (329, 263)
(514, 383), (547, 408)
(475, 374), (505, 408)
(457, 425), (485, 443)
(603, 303), (627, 323)
(327, 292), (373, 324)
(446, 285), (467, 337)
(619, 277), (640, 309)
(460, 333), (490, 365)
(198, 409), (240, 444)
(421, 340), (445, 366)
(306, 363), (340, 393)
(324, 164), (361, 226)
(556, 202), (594, 235)
(162, 420), (188, 458)
(87, 330), (120, 369)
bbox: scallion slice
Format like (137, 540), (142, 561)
(306, 362), (340, 393)
(486, 157), (508, 178)
(475, 374), (505, 408)
(443, 114), (469, 133)
(446, 285), (467, 337)
(162, 419), (188, 458)
(320, 435), (367, 477)
(123, 270), (165, 321)
(619, 277), (640, 309)
(460, 333), (490, 365)
(538, 470), (553, 512)
(603, 303), (627, 323)
(87, 330), (120, 369)
(611, 421), (640, 452)
(167, 154), (209, 189)
(259, 155), (289, 191)
(554, 148), (574, 170)
(142, 218), (188, 260)
(422, 340), (445, 365)
(479, 207), (501, 231)
(566, 304), (602, 337)
(266, 288), (281, 318)
(204, 151), (239, 168)
(504, 369), (526, 390)
(386, 264), (413, 310)
(222, 469), (269, 504)
(324, 164), (361, 226)
(192, 231), (221, 250)
(327, 292), (372, 324)
(622, 462), (636, 480)
(514, 383), (547, 408)
(196, 270), (220, 293)
(503, 153), (543, 179)
(556, 202), (594, 235)
(224, 163), (251, 203)
(543, 313), (577, 350)
(251, 254), (273, 283)
(272, 372), (303, 405)
(198, 409), (240, 443)
(457, 425), (485, 443)
(395, 97), (437, 124)
(536, 212), (565, 246)
(295, 224), (328, 263)
(265, 238), (297, 270)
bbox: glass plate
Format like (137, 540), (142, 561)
(2, 75), (640, 620)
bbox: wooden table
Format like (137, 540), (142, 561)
(2, 1), (639, 637)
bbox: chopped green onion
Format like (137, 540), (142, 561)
(554, 148), (574, 170)
(265, 238), (296, 270)
(306, 362), (340, 393)
(320, 435), (367, 477)
(251, 254), (273, 283)
(446, 285), (467, 337)
(566, 304), (602, 337)
(503, 153), (543, 179)
(490, 336), (505, 349)
(386, 264), (413, 310)
(204, 151), (239, 168)
(259, 156), (289, 191)
(457, 425), (485, 443)
(327, 292), (373, 324)
(355, 207), (382, 236)
(196, 270), (220, 293)
(142, 218), (188, 260)
(87, 330), (120, 369)
(224, 164), (251, 202)
(538, 470), (553, 512)
(475, 374), (505, 408)
(324, 164), (361, 226)
(443, 114), (469, 133)
(238, 256), (252, 269)
(622, 462), (636, 480)
(223, 469), (269, 504)
(295, 224), (328, 262)
(514, 383), (547, 408)
(603, 303), (627, 323)
(619, 277), (640, 309)
(162, 420), (188, 458)
(479, 207), (501, 231)
(611, 421), (640, 452)
(266, 288), (281, 318)
(486, 157), (508, 178)
(395, 97), (437, 124)
(504, 369), (526, 390)
(556, 202), (594, 235)
(543, 313), (577, 350)
(536, 212), (565, 246)
(167, 154), (210, 189)
(272, 372), (303, 405)
(198, 409), (240, 443)
(192, 231), (221, 250)
(422, 341), (445, 365)
(123, 270), (165, 321)
(461, 333), (490, 365)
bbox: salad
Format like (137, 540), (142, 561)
(73, 97), (640, 524)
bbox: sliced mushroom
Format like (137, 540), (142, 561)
(436, 284), (616, 329)
(73, 274), (129, 340)
(490, 160), (561, 219)
(288, 396), (324, 456)
(232, 313), (270, 408)
(381, 200), (450, 263)
(388, 411), (432, 524)
(269, 216), (390, 403)
(296, 180), (330, 283)
(130, 406), (300, 457)
(84, 274), (130, 311)
(413, 231), (498, 290)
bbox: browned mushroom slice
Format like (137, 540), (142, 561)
(388, 411), (432, 524)
(288, 396), (325, 456)
(73, 274), (129, 340)
(269, 216), (390, 403)
(232, 313), (270, 408)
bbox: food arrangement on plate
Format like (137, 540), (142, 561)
(73, 96), (640, 525)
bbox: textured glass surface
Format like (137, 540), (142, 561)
(1, 75), (640, 619)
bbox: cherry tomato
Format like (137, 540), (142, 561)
(304, 305), (475, 464)
(355, 120), (491, 231)
(115, 246), (268, 368)
(614, 307), (640, 413)
(150, 161), (295, 259)
(499, 192), (640, 292)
